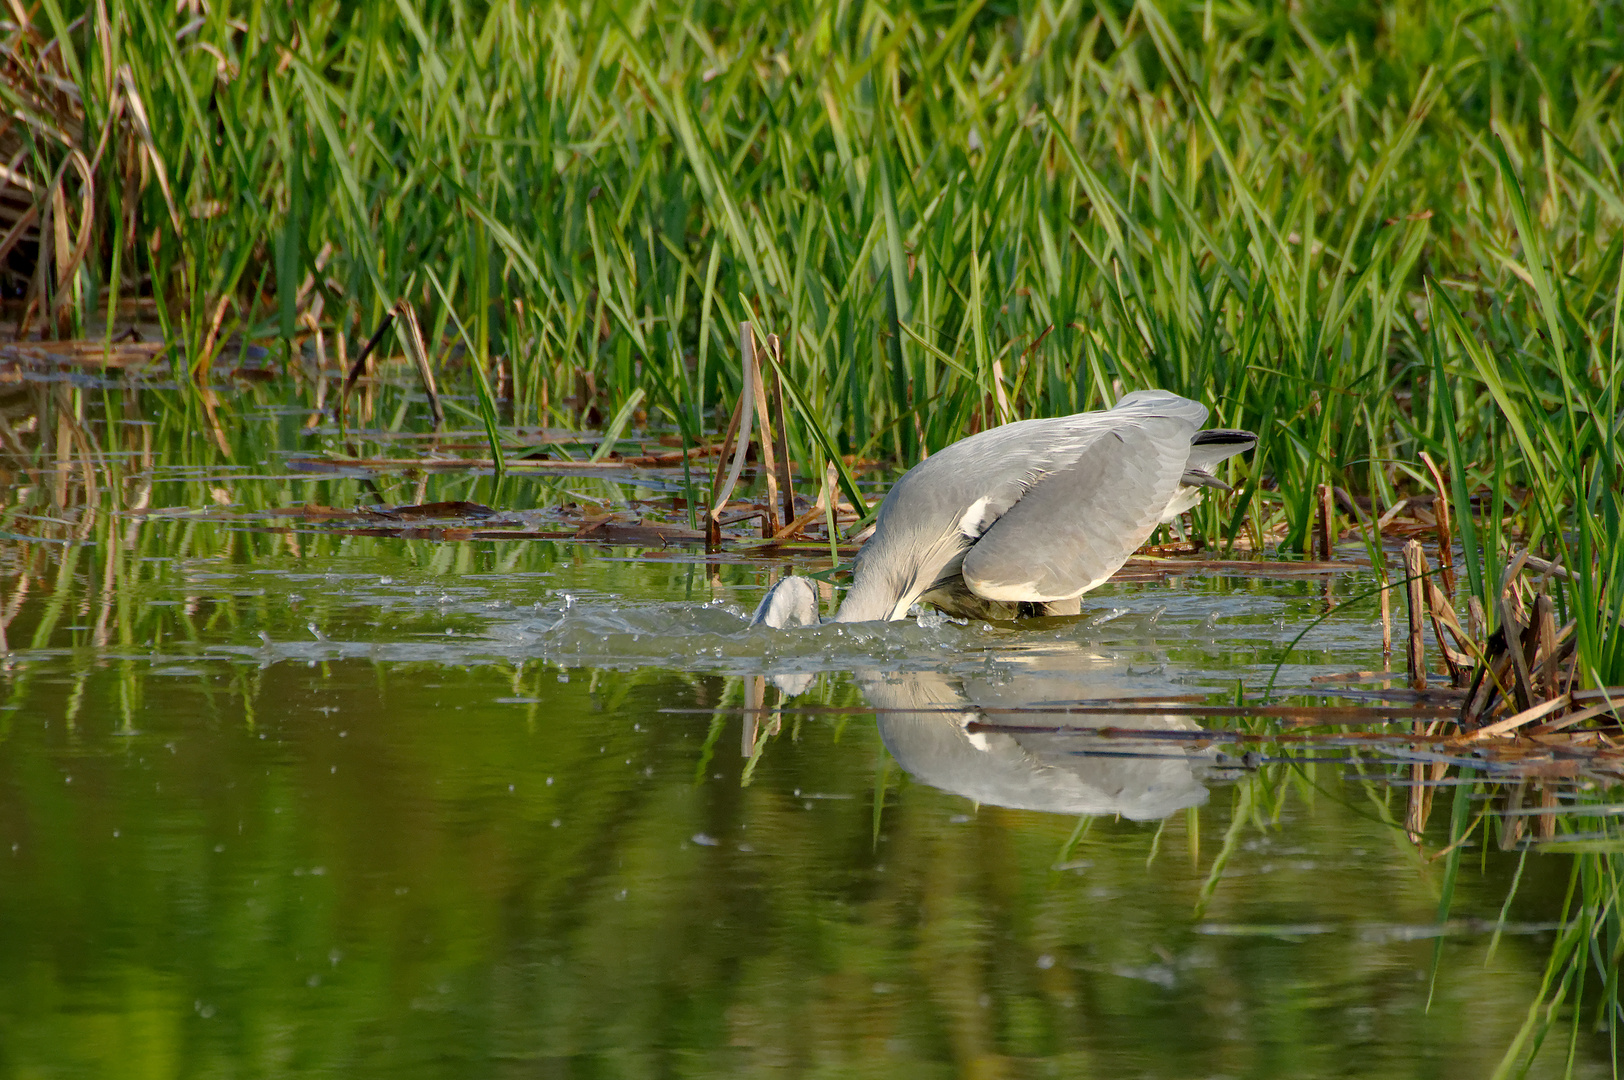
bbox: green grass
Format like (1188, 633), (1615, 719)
(5, 9), (1615, 516)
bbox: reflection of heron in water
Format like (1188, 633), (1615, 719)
(754, 390), (1255, 627)
(860, 662), (1213, 821)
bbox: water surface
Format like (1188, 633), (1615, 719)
(0, 387), (1611, 1078)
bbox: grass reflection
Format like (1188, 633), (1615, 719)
(1, 657), (1603, 1079)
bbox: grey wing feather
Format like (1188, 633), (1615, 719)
(1111, 389), (1209, 426)
(960, 418), (1192, 602)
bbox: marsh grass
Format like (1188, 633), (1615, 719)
(2, 1), (1618, 517)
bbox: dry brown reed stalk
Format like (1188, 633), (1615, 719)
(335, 302), (443, 430)
(704, 322), (805, 548)
(1419, 452), (1456, 599)
(1402, 540), (1428, 691)
(706, 324), (758, 549)
(748, 331), (781, 537)
(1394, 534), (1624, 841)
(1, 6), (184, 340)
(340, 307), (397, 421)
(196, 293), (233, 378)
(1380, 567), (1392, 666)
(1314, 483), (1335, 561)
(303, 313), (330, 430)
(766, 334), (794, 532)
(395, 302), (443, 428)
(1447, 552), (1615, 745)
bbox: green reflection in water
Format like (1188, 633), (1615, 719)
(0, 563), (1603, 1079)
(0, 387), (1611, 1078)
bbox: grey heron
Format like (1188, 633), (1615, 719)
(753, 389), (1255, 628)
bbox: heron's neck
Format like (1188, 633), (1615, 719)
(833, 574), (908, 623)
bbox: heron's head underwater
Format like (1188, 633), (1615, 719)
(752, 390), (1256, 630)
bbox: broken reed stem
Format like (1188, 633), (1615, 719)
(303, 313), (329, 430)
(1527, 595), (1554, 702)
(1500, 593), (1536, 714)
(396, 302), (444, 428)
(823, 458), (841, 568)
(766, 498), (827, 543)
(1314, 483), (1334, 560)
(1424, 580), (1468, 685)
(1379, 567), (1392, 666)
(1455, 553), (1600, 732)
(1402, 540), (1427, 692)
(767, 333), (795, 531)
(1419, 451), (1456, 599)
(704, 323), (802, 547)
(706, 322), (760, 549)
(749, 329), (781, 537)
(339, 305), (397, 424)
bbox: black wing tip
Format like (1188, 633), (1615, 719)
(1191, 429), (1257, 447)
(1180, 468), (1233, 491)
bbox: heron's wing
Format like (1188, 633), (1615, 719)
(960, 417), (1191, 602)
(1186, 428), (1257, 473)
(1111, 389), (1209, 426)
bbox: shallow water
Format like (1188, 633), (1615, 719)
(0, 387), (1615, 1078)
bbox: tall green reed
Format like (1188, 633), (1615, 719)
(3, 0), (1620, 564)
